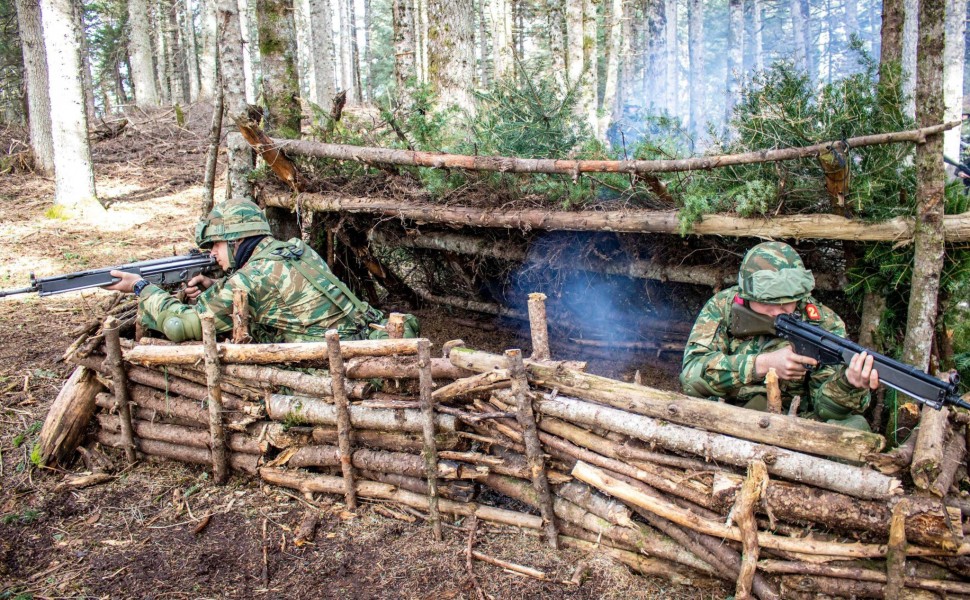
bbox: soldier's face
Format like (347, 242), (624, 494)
(212, 241), (230, 270)
(748, 300), (797, 317)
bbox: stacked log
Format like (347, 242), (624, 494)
(44, 313), (970, 598)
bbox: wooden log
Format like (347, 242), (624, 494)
(326, 330), (356, 510)
(711, 471), (963, 549)
(266, 393), (457, 432)
(358, 469), (476, 503)
(527, 293), (550, 360)
(539, 394), (900, 500)
(386, 313), (405, 339)
(930, 423), (966, 497)
(573, 461), (967, 559)
(96, 414), (261, 454)
(559, 536), (698, 585)
(308, 426), (461, 452)
(779, 575), (893, 599)
(259, 466), (543, 529)
(886, 501), (908, 600)
(152, 363), (261, 401)
(732, 460), (768, 600)
(223, 363), (372, 399)
(96, 430), (258, 474)
(507, 349), (557, 549)
(202, 316), (229, 484)
(266, 188), (970, 243)
(103, 317), (137, 462)
(450, 348), (885, 462)
(556, 481), (633, 529)
(286, 444), (487, 480)
(97, 388), (207, 426)
(124, 338), (421, 365)
(757, 559), (970, 595)
(344, 356), (472, 380)
(270, 122), (958, 175)
(431, 371), (511, 403)
(37, 366), (105, 467)
(912, 406), (949, 490)
(417, 340), (441, 540)
(765, 369), (782, 414)
(232, 288), (251, 343)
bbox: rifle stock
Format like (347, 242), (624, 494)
(0, 250), (218, 298)
(729, 301), (969, 411)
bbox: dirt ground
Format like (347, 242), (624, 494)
(0, 107), (726, 599)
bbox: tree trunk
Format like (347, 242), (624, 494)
(199, 0), (219, 98)
(687, 0), (703, 143)
(14, 0), (54, 175)
(336, 0), (353, 102)
(546, 0), (565, 90)
(40, 0), (104, 217)
(664, 0), (677, 115)
(882, 0), (904, 66)
(163, 0), (188, 104)
(904, 0), (947, 486)
(724, 0), (742, 127)
(347, 0), (362, 103)
(310, 0), (336, 110)
(790, 0), (808, 74)
(599, 0), (623, 139)
(256, 0), (301, 135)
(182, 0), (202, 100)
(942, 0), (966, 162)
(217, 0), (248, 118)
(902, 0), (918, 119)
(566, 0), (584, 101)
(427, 0), (475, 115)
(362, 0), (372, 100)
(37, 367), (104, 467)
(128, 0), (161, 105)
(490, 0), (513, 80)
(581, 0), (598, 136)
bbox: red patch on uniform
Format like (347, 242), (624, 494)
(734, 295), (745, 305)
(805, 303), (821, 321)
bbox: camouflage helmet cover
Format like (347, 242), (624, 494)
(737, 242), (816, 304)
(195, 200), (272, 249)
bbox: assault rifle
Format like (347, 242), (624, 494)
(730, 302), (970, 411)
(0, 250), (218, 298)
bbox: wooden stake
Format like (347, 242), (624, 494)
(886, 500), (908, 600)
(326, 330), (356, 510)
(765, 369), (782, 414)
(527, 293), (550, 360)
(507, 349), (558, 549)
(471, 550), (548, 580)
(201, 315), (229, 484)
(386, 312), (406, 339)
(37, 366), (105, 467)
(103, 316), (137, 463)
(232, 288), (250, 343)
(732, 460), (768, 600)
(465, 516), (487, 600)
(418, 339), (442, 540)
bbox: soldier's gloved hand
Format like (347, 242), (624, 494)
(755, 346), (818, 380)
(184, 274), (214, 303)
(845, 351), (880, 390)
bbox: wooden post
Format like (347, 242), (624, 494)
(527, 293), (551, 360)
(386, 312), (406, 339)
(134, 305), (145, 342)
(885, 500), (908, 600)
(103, 316), (137, 462)
(507, 349), (558, 549)
(732, 460), (768, 600)
(418, 339), (442, 540)
(765, 369), (782, 414)
(232, 289), (250, 343)
(201, 315), (229, 484)
(326, 330), (357, 509)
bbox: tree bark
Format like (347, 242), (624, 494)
(724, 0), (742, 126)
(216, 0), (248, 118)
(97, 414), (262, 455)
(687, 0), (704, 142)
(14, 0), (54, 175)
(124, 338), (420, 365)
(127, 0), (160, 106)
(427, 0), (475, 115)
(450, 347), (886, 462)
(309, 0), (336, 109)
(344, 355), (471, 380)
(266, 393), (457, 432)
(37, 367), (104, 467)
(97, 431), (259, 474)
(912, 408), (949, 490)
(256, 0), (301, 135)
(942, 0), (966, 161)
(599, 0), (624, 139)
(202, 315), (229, 484)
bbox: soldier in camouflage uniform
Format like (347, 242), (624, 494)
(680, 242), (879, 431)
(107, 200), (418, 342)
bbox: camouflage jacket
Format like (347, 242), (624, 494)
(138, 237), (379, 342)
(680, 286), (868, 414)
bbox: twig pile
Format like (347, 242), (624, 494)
(41, 297), (970, 599)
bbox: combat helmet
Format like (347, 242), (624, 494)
(195, 200), (272, 249)
(737, 242), (816, 304)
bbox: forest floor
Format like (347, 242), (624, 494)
(0, 104), (726, 599)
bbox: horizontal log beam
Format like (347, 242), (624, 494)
(266, 393), (457, 432)
(266, 193), (970, 243)
(270, 122), (958, 175)
(124, 338), (422, 366)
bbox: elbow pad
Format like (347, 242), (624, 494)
(158, 309), (203, 342)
